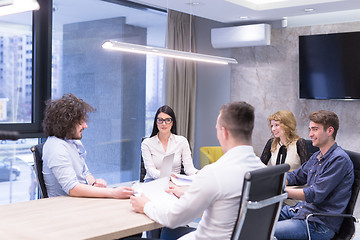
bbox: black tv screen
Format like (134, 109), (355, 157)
(299, 32), (360, 99)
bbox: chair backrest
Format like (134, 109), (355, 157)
(140, 153), (146, 182)
(305, 140), (320, 160)
(199, 146), (224, 168)
(332, 149), (360, 240)
(231, 164), (290, 240)
(30, 143), (48, 198)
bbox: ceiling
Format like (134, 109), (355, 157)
(1, 0), (360, 31)
(131, 0), (360, 27)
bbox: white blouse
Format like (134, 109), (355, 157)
(141, 134), (198, 180)
(268, 141), (301, 171)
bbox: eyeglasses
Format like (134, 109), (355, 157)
(157, 118), (173, 124)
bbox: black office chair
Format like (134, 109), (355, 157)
(140, 137), (147, 182)
(140, 153), (146, 182)
(231, 164), (290, 240)
(306, 149), (360, 240)
(30, 143), (48, 198)
(305, 140), (320, 160)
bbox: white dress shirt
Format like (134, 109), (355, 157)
(143, 145), (266, 240)
(141, 134), (198, 180)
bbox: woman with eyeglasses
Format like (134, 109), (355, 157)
(141, 105), (198, 182)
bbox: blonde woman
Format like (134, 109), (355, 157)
(260, 110), (311, 171)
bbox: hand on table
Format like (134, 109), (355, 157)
(130, 194), (150, 213)
(92, 178), (107, 188)
(165, 184), (185, 198)
(111, 186), (134, 199)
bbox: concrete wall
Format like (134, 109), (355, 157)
(231, 22), (360, 156)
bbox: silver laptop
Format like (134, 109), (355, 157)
(160, 153), (175, 178)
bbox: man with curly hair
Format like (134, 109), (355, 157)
(42, 93), (133, 199)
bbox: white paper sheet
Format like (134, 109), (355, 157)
(132, 177), (178, 206)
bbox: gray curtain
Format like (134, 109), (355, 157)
(165, 10), (197, 151)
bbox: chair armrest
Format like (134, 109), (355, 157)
(308, 213), (358, 223)
(305, 213), (358, 240)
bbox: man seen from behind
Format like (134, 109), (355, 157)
(130, 101), (266, 240)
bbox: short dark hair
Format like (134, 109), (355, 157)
(150, 105), (177, 137)
(42, 93), (95, 138)
(309, 110), (339, 140)
(219, 101), (255, 142)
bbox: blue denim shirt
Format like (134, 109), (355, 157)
(287, 143), (354, 233)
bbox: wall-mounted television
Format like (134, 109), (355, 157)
(299, 32), (360, 99)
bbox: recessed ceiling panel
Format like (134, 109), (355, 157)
(225, 0), (344, 10)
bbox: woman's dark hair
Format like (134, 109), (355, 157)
(150, 105), (177, 137)
(42, 93), (95, 139)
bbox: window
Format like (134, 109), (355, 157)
(0, 13), (33, 124)
(52, 0), (166, 183)
(0, 138), (39, 205)
(0, 0), (166, 206)
(0, 11), (42, 205)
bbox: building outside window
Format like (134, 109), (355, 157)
(0, 11), (39, 205)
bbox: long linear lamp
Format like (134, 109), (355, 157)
(102, 40), (238, 65)
(0, 0), (40, 17)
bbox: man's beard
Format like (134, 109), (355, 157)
(69, 129), (82, 140)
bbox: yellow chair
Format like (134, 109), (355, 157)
(199, 146), (224, 168)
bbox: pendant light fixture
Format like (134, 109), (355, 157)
(0, 0), (40, 16)
(102, 40), (238, 65)
(102, 1), (237, 65)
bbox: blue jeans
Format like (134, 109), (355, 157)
(274, 205), (335, 240)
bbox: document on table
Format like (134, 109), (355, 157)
(132, 177), (178, 206)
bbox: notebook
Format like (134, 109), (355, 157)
(159, 153), (175, 178)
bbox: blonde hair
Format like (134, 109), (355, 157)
(268, 110), (299, 152)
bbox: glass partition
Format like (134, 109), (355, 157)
(52, 0), (166, 184)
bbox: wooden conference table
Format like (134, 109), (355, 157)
(0, 196), (162, 240)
